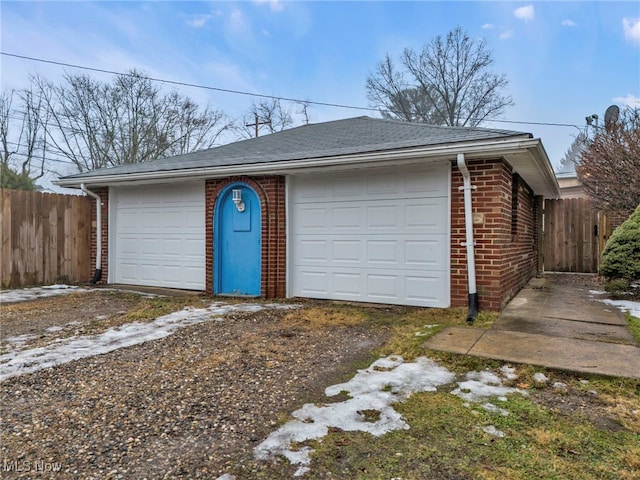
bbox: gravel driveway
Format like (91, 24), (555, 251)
(0, 290), (390, 479)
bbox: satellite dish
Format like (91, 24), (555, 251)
(604, 105), (620, 130)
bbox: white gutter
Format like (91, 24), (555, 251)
(457, 153), (479, 324)
(80, 183), (102, 284)
(55, 137), (545, 189)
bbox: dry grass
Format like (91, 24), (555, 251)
(281, 305), (367, 328)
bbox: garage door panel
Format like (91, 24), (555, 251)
(405, 201), (448, 230)
(333, 273), (362, 296)
(295, 234), (447, 270)
(297, 271), (329, 294)
(367, 274), (400, 300)
(296, 239), (328, 262)
(367, 240), (398, 264)
(111, 183), (205, 290)
(292, 268), (448, 307)
(332, 206), (361, 229)
(404, 167), (450, 196)
(295, 206), (329, 230)
(118, 263), (139, 283)
(367, 172), (400, 195)
(292, 169), (449, 201)
(333, 240), (361, 263)
(162, 239), (184, 256)
(405, 240), (444, 266)
(366, 205), (399, 228)
(290, 164), (450, 307)
(296, 199), (448, 234)
(405, 276), (448, 303)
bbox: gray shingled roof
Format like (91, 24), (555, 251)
(59, 116), (530, 180)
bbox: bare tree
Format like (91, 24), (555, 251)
(366, 54), (445, 124)
(556, 132), (587, 174)
(237, 98), (311, 139)
(576, 107), (640, 217)
(0, 87), (48, 189)
(366, 27), (513, 127)
(30, 70), (231, 172)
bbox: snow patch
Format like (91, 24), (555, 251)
(481, 402), (510, 416)
(255, 356), (456, 476)
(481, 425), (506, 438)
(255, 359), (528, 476)
(500, 365), (518, 380)
(451, 370), (527, 403)
(601, 299), (640, 318)
(0, 302), (298, 382)
(0, 284), (90, 304)
(3, 334), (37, 348)
(0, 284), (166, 305)
(533, 372), (549, 384)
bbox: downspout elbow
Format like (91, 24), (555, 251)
(457, 153), (478, 324)
(81, 183), (102, 285)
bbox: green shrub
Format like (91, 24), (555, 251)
(600, 204), (640, 283)
(604, 278), (631, 295)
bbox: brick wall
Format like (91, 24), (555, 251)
(450, 159), (541, 311)
(205, 176), (286, 298)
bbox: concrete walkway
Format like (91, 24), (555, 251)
(424, 274), (640, 380)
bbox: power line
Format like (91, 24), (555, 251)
(2, 51), (583, 130)
(1, 52), (371, 112)
(2, 141), (78, 165)
(3, 151), (77, 166)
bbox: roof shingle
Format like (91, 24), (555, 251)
(60, 116), (530, 180)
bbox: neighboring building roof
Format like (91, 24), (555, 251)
(56, 116), (560, 197)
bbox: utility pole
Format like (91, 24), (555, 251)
(245, 114), (271, 138)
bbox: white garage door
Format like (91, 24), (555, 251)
(289, 163), (450, 307)
(110, 183), (205, 290)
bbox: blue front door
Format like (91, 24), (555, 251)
(214, 184), (261, 296)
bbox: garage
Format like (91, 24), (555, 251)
(109, 182), (206, 290)
(288, 163), (451, 307)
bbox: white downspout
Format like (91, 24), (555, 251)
(457, 153), (479, 324)
(81, 183), (102, 284)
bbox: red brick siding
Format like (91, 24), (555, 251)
(205, 176), (286, 298)
(451, 159), (541, 311)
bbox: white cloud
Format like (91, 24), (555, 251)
(514, 5), (535, 23)
(623, 17), (640, 46)
(561, 19), (577, 27)
(187, 14), (213, 28)
(500, 30), (513, 40)
(613, 94), (640, 108)
(254, 0), (284, 12)
(482, 23), (494, 30)
(229, 7), (248, 32)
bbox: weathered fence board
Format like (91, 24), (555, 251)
(1, 189), (92, 289)
(543, 197), (609, 273)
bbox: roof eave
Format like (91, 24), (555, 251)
(55, 136), (559, 198)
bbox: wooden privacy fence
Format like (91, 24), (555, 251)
(543, 197), (610, 273)
(1, 189), (92, 289)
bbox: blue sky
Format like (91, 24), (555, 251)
(1, 0), (639, 179)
